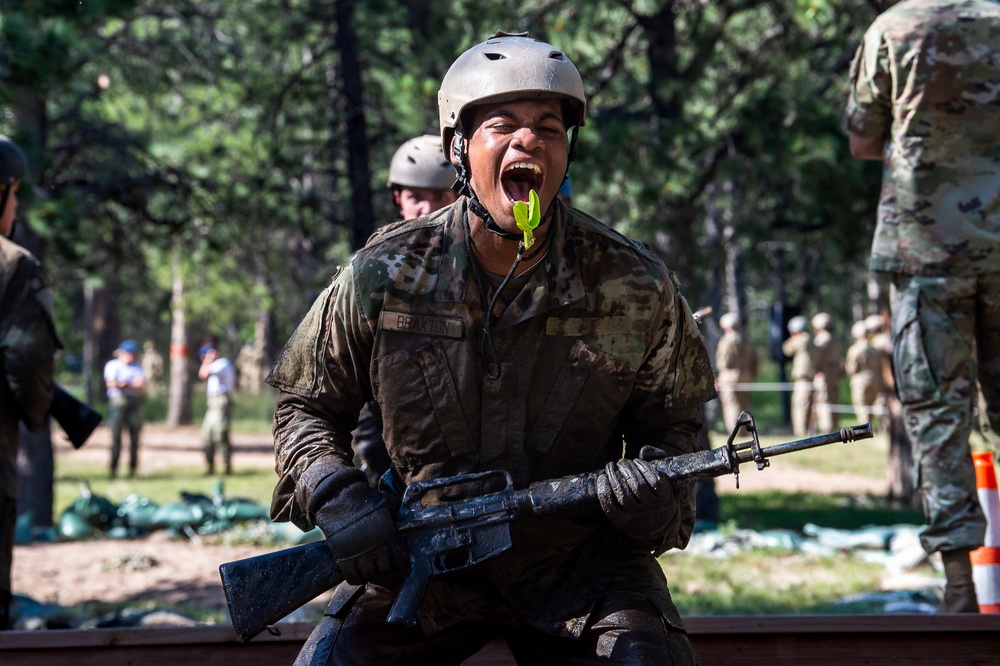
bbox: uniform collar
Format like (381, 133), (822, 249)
(434, 198), (586, 325)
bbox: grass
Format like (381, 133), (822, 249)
(664, 549), (889, 616)
(55, 464), (277, 519)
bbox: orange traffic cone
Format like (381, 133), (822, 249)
(971, 451), (1000, 613)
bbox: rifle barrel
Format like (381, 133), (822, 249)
(739, 423), (873, 464)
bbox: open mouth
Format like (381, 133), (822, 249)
(501, 162), (543, 203)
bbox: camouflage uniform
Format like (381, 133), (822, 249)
(846, 0), (1000, 555)
(0, 236), (59, 628)
(845, 333), (885, 428)
(268, 198), (716, 659)
(812, 326), (843, 432)
(782, 333), (819, 437)
(715, 328), (758, 431)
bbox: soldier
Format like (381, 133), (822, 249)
(846, 0), (1000, 612)
(267, 32), (715, 664)
(103, 339), (145, 478)
(352, 135), (459, 486)
(140, 340), (164, 398)
(198, 337), (236, 476)
(782, 315), (819, 437)
(845, 320), (885, 429)
(0, 135), (61, 629)
(386, 134), (458, 220)
(811, 313), (843, 432)
(714, 312), (759, 431)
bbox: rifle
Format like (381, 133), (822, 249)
(219, 412), (872, 642)
(50, 384), (103, 449)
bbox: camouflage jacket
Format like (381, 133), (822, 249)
(845, 0), (1000, 276)
(715, 331), (758, 383)
(0, 236), (59, 497)
(845, 340), (885, 391)
(782, 333), (819, 381)
(812, 330), (843, 382)
(267, 197), (716, 637)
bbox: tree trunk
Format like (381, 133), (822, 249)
(334, 0), (375, 250)
(16, 422), (54, 531)
(166, 246), (192, 427)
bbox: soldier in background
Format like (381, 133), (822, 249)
(846, 0), (1000, 612)
(714, 312), (759, 431)
(782, 315), (818, 437)
(845, 320), (884, 429)
(811, 312), (843, 432)
(103, 340), (145, 479)
(0, 135), (60, 628)
(198, 337), (236, 476)
(140, 340), (165, 398)
(352, 135), (458, 486)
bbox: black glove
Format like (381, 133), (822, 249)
(596, 446), (676, 543)
(314, 482), (408, 586)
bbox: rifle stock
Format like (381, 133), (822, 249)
(50, 384), (102, 449)
(221, 414), (874, 642)
(220, 541), (341, 643)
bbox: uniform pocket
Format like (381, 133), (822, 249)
(891, 287), (940, 406)
(373, 339), (475, 466)
(528, 339), (633, 474)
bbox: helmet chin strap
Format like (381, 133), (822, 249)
(451, 126), (578, 242)
(451, 127), (522, 241)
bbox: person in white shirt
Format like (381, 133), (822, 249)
(103, 339), (146, 478)
(198, 337), (236, 475)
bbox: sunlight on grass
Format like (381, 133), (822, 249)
(55, 463), (277, 517)
(709, 430), (891, 480)
(663, 548), (888, 615)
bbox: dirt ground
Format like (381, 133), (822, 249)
(11, 424), (296, 619)
(12, 424), (888, 621)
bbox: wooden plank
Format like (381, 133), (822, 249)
(2, 615), (999, 665)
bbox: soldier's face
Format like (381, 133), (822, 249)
(394, 186), (457, 220)
(0, 182), (19, 237)
(462, 99), (568, 232)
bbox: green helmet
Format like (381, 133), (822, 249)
(0, 134), (28, 187)
(387, 135), (457, 190)
(437, 31), (587, 158)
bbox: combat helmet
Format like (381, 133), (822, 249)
(0, 135), (28, 188)
(438, 32), (586, 239)
(387, 135), (457, 190)
(438, 31), (586, 159)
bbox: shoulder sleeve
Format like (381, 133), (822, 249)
(1, 257), (60, 430)
(845, 23), (893, 138)
(266, 280), (340, 397)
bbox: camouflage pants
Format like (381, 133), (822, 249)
(850, 375), (882, 430)
(108, 395), (144, 474)
(814, 380), (840, 432)
(889, 272), (1000, 554)
(717, 386), (750, 434)
(202, 394), (233, 467)
(790, 379), (815, 437)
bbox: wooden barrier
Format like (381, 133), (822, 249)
(1, 614), (998, 665)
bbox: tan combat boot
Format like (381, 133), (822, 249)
(940, 548), (980, 613)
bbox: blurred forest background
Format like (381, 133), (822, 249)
(1, 0), (887, 422)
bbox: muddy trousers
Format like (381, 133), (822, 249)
(296, 581), (700, 666)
